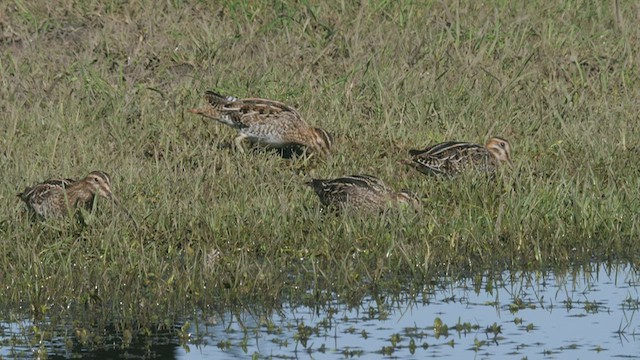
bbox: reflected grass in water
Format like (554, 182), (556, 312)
(195, 264), (638, 359)
(1, 0), (640, 318)
(1, 264), (638, 359)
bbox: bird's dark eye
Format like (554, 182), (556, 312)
(94, 177), (100, 183)
(500, 142), (506, 147)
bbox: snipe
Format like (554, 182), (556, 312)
(405, 137), (512, 176)
(188, 91), (332, 156)
(18, 171), (118, 219)
(306, 174), (418, 212)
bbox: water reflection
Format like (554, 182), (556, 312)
(1, 264), (638, 359)
(182, 264), (639, 359)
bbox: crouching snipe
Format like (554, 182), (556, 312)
(188, 91), (332, 156)
(18, 171), (118, 219)
(306, 175), (418, 212)
(405, 137), (512, 176)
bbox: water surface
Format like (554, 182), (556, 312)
(180, 264), (639, 359)
(1, 264), (638, 359)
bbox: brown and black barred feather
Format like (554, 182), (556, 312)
(406, 137), (512, 176)
(306, 175), (417, 212)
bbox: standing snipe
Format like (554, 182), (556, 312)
(405, 137), (512, 176)
(306, 174), (418, 212)
(188, 91), (332, 156)
(18, 171), (118, 219)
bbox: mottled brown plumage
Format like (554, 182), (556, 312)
(188, 91), (332, 156)
(18, 171), (118, 219)
(306, 175), (418, 212)
(406, 137), (512, 176)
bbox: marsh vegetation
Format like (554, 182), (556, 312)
(1, 0), (639, 356)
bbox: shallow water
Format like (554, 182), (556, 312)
(1, 264), (638, 359)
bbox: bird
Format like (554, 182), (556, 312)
(17, 171), (118, 219)
(306, 174), (418, 212)
(405, 137), (512, 176)
(188, 91), (332, 156)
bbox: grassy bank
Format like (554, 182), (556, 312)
(1, 0), (639, 323)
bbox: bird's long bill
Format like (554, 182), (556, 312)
(506, 157), (514, 168)
(109, 193), (121, 205)
(106, 194), (138, 227)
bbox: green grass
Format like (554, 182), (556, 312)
(1, 0), (639, 325)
